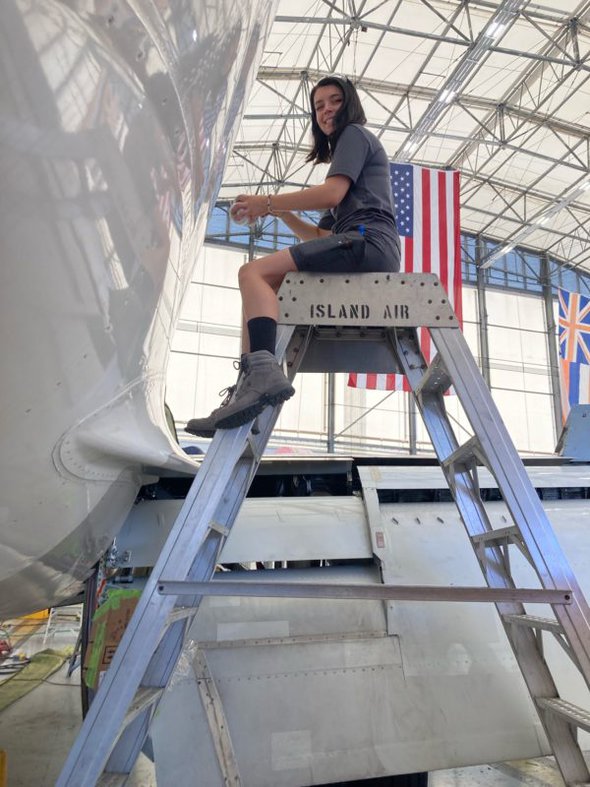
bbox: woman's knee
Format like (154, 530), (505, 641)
(238, 261), (259, 290)
(238, 258), (287, 291)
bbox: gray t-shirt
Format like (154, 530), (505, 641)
(317, 124), (400, 261)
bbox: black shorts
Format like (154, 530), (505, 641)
(289, 232), (399, 273)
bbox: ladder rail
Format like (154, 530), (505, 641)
(102, 528), (238, 777)
(429, 325), (590, 677)
(393, 327), (590, 660)
(142, 616), (191, 689)
(430, 326), (582, 589)
(391, 326), (590, 785)
(56, 425), (255, 785)
(145, 409), (290, 677)
(58, 328), (298, 785)
(388, 330), (524, 599)
(140, 332), (301, 697)
(392, 333), (567, 638)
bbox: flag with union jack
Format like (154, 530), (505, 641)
(558, 288), (590, 419)
(348, 163), (462, 390)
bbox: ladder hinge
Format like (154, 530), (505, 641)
(414, 352), (452, 397)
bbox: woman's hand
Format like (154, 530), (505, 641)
(230, 194), (267, 224)
(230, 176), (351, 223)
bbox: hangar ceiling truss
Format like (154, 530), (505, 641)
(218, 0), (590, 272)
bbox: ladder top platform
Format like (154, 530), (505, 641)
(278, 272), (458, 328)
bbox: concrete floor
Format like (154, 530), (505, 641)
(0, 659), (156, 786)
(432, 760), (564, 786)
(0, 611), (155, 786)
(0, 611), (569, 787)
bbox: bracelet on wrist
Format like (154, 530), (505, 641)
(266, 194), (274, 216)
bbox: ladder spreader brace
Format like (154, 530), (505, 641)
(57, 272), (590, 787)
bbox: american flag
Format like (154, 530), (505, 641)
(558, 288), (590, 419)
(348, 163), (462, 390)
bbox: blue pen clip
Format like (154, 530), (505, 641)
(358, 224), (366, 236)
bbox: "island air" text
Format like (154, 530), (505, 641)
(309, 303), (410, 320)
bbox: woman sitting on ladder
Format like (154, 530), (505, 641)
(186, 75), (401, 437)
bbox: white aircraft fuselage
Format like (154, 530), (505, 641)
(0, 0), (275, 617)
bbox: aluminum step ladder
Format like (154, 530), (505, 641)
(57, 272), (590, 787)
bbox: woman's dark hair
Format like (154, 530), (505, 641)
(306, 76), (366, 164)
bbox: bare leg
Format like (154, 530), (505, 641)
(238, 248), (297, 332)
(241, 307), (250, 354)
(187, 248), (297, 435)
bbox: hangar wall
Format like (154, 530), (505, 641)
(166, 234), (589, 456)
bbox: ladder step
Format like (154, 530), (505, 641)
(167, 606), (197, 626)
(441, 435), (482, 471)
(503, 614), (563, 634)
(209, 520), (230, 537)
(537, 698), (590, 733)
(414, 352), (452, 396)
(242, 431), (263, 460)
(124, 686), (164, 729)
(471, 526), (521, 547)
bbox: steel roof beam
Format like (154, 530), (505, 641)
(396, 0), (531, 161)
(460, 169), (588, 211)
(274, 11), (590, 70)
(232, 128), (588, 175)
(258, 1), (404, 194)
(274, 15), (470, 46)
(256, 68), (590, 140)
(452, 204), (590, 250)
(227, 2), (590, 269)
(374, 1), (477, 151)
(456, 71), (590, 264)
(416, 0), (472, 42)
(463, 0), (578, 24)
(451, 27), (590, 171)
(254, 3), (376, 195)
(451, 3), (590, 186)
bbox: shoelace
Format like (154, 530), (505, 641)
(215, 357), (245, 408)
(218, 385), (236, 407)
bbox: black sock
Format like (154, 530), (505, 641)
(247, 317), (277, 354)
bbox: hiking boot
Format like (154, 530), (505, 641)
(185, 357), (246, 438)
(215, 350), (295, 430)
(185, 385), (238, 437)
